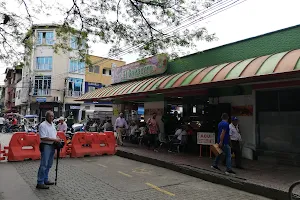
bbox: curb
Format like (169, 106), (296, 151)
(116, 150), (289, 200)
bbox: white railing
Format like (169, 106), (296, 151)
(67, 90), (82, 97)
(33, 89), (51, 96)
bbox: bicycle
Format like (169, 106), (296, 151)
(289, 181), (300, 200)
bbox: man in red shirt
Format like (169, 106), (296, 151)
(12, 117), (18, 125)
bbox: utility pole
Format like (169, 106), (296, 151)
(62, 78), (67, 117)
(27, 78), (32, 115)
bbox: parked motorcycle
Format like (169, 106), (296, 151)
(2, 123), (24, 133)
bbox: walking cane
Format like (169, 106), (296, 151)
(54, 148), (60, 185)
(54, 140), (65, 186)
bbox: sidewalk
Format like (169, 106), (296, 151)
(0, 163), (40, 200)
(116, 143), (298, 200)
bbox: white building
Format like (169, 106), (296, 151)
(16, 24), (86, 121)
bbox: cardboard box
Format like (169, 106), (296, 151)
(210, 144), (223, 156)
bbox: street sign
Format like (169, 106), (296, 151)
(197, 132), (215, 145)
(36, 97), (46, 102)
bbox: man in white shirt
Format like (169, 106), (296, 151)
(57, 117), (67, 133)
(229, 116), (243, 169)
(168, 125), (187, 152)
(0, 115), (5, 132)
(114, 113), (128, 146)
(36, 111), (61, 189)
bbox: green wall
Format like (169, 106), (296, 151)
(168, 25), (300, 74)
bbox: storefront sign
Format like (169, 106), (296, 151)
(197, 132), (215, 145)
(70, 106), (80, 110)
(111, 54), (168, 84)
(36, 97), (46, 103)
(113, 108), (119, 116)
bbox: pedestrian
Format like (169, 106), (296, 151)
(57, 117), (67, 133)
(114, 113), (128, 146)
(229, 116), (244, 169)
(147, 113), (160, 152)
(36, 110), (61, 189)
(66, 112), (74, 128)
(0, 114), (5, 132)
(102, 119), (113, 131)
(211, 113), (236, 175)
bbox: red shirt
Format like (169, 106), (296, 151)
(12, 118), (17, 125)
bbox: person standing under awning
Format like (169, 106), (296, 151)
(114, 113), (128, 146)
(229, 117), (244, 169)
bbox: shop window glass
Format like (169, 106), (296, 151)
(278, 88), (300, 111)
(256, 90), (279, 112)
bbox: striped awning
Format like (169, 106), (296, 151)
(77, 49), (300, 101)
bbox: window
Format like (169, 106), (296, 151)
(88, 65), (100, 73)
(94, 66), (100, 73)
(36, 57), (52, 70)
(69, 60), (85, 74)
(36, 31), (54, 45)
(89, 66), (93, 73)
(67, 78), (83, 97)
(88, 86), (96, 92)
(70, 36), (86, 49)
(33, 76), (51, 96)
(70, 36), (78, 49)
(102, 68), (111, 76)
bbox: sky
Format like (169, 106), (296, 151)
(0, 0), (299, 85)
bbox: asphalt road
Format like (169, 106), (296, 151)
(2, 155), (269, 200)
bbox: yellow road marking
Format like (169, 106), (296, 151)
(145, 183), (175, 196)
(97, 164), (107, 168)
(118, 171), (132, 177)
(132, 168), (151, 175)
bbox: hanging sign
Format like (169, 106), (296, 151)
(111, 54), (168, 84)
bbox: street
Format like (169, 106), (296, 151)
(0, 154), (270, 200)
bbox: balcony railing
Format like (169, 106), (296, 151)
(67, 90), (82, 97)
(33, 89), (51, 96)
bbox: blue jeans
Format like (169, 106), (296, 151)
(213, 144), (232, 171)
(37, 143), (55, 184)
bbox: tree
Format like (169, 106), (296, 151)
(0, 0), (228, 64)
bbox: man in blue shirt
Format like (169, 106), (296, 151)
(211, 113), (236, 175)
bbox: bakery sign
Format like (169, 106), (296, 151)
(197, 132), (215, 145)
(111, 54), (168, 84)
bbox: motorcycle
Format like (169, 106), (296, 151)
(25, 124), (38, 133)
(2, 123), (24, 133)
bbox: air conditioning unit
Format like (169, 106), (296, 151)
(54, 96), (61, 102)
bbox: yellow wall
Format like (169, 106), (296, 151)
(85, 55), (125, 85)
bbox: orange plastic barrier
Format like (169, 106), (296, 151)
(99, 131), (116, 155)
(54, 132), (68, 158)
(7, 132), (40, 161)
(70, 132), (117, 158)
(70, 132), (98, 158)
(0, 144), (5, 160)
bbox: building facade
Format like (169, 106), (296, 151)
(78, 24), (300, 166)
(4, 66), (22, 113)
(18, 24), (86, 121)
(80, 55), (125, 119)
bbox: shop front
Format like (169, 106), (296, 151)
(65, 104), (81, 122)
(77, 24), (300, 165)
